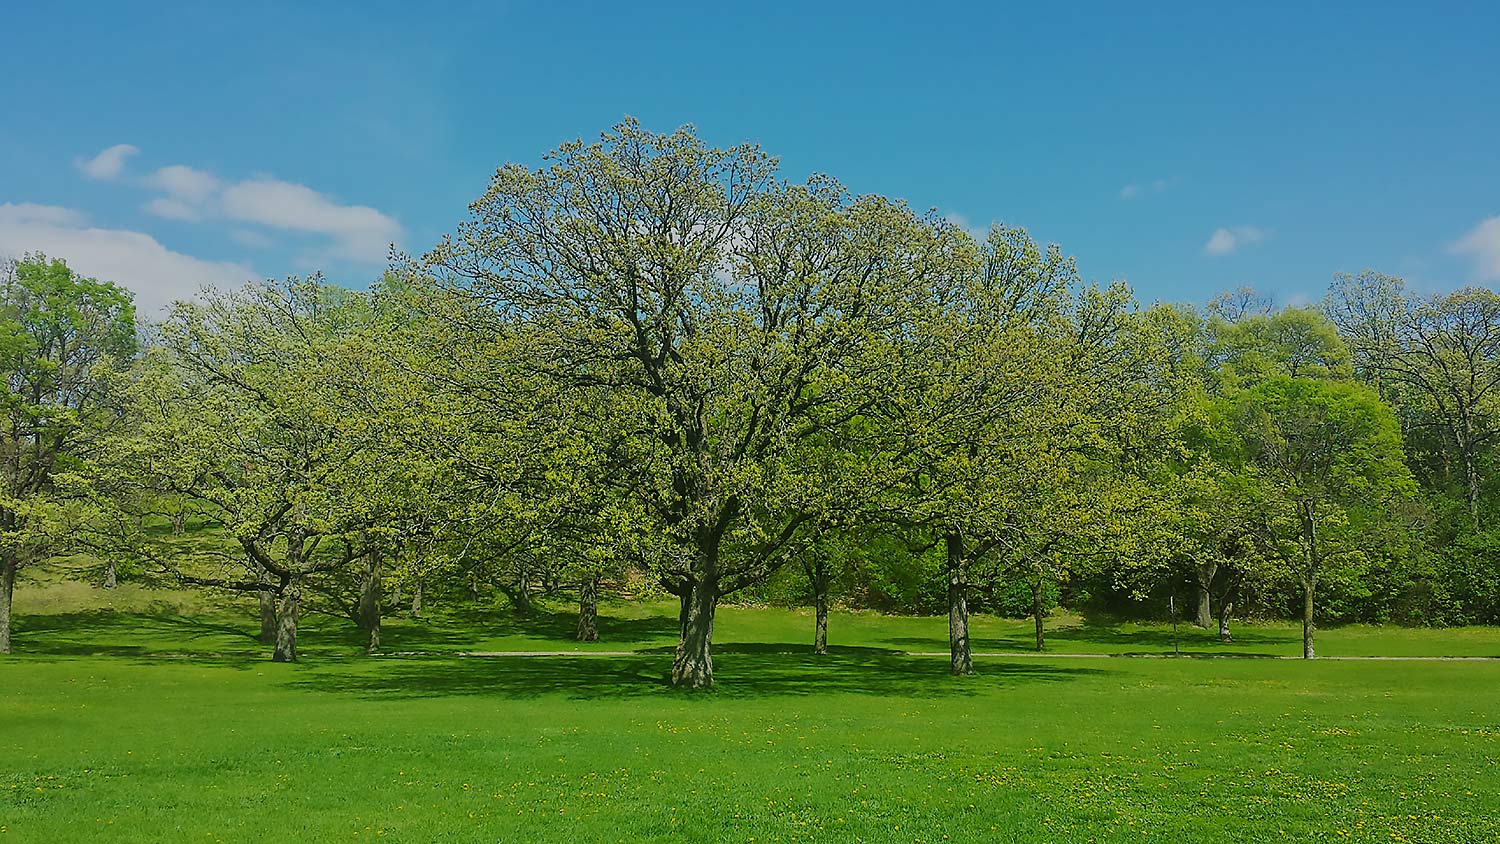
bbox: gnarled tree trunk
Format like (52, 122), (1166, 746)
(1217, 598), (1234, 643)
(1194, 559), (1216, 628)
(272, 578), (301, 663)
(946, 533), (972, 675)
(103, 560), (118, 589)
(576, 576), (599, 642)
(672, 572), (717, 689)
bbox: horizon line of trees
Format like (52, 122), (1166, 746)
(3, 121), (1497, 687)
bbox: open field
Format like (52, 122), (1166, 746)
(4, 573), (1500, 843)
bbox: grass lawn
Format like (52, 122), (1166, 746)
(3, 573), (1499, 842)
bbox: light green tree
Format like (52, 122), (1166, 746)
(0, 255), (135, 654)
(1221, 377), (1415, 658)
(416, 121), (950, 688)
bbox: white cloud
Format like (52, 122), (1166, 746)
(0, 202), (254, 314)
(218, 178), (400, 261)
(76, 144), (139, 180)
(1450, 216), (1500, 282)
(229, 228), (274, 249)
(143, 197), (203, 222)
(145, 165), (221, 202)
(135, 157), (402, 263)
(1203, 225), (1266, 256)
(0, 203), (86, 227)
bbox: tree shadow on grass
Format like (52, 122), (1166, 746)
(290, 651), (1107, 702)
(12, 608), (262, 658)
(383, 606), (681, 652)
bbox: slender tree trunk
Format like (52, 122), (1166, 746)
(411, 578), (423, 619)
(103, 560), (118, 589)
(358, 551), (382, 654)
(672, 572), (717, 689)
(1301, 580), (1316, 659)
(0, 556), (16, 655)
(1462, 421), (1481, 528)
(514, 568), (532, 615)
(469, 569), (481, 602)
(946, 533), (972, 676)
(576, 576), (599, 642)
(1217, 599), (1234, 643)
(1301, 503), (1318, 660)
(1032, 580), (1046, 652)
(272, 579), (300, 663)
(252, 561), (276, 644)
(813, 570), (830, 656)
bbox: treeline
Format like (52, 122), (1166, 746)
(1, 121), (1496, 686)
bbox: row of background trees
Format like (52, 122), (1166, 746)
(1, 122), (1496, 686)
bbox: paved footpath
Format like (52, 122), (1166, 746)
(427, 650), (1500, 661)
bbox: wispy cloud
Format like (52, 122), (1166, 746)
(0, 202), (254, 313)
(76, 144), (139, 181)
(219, 178), (400, 261)
(1450, 216), (1500, 282)
(145, 165), (222, 202)
(1203, 225), (1266, 256)
(1119, 177), (1176, 200)
(138, 159), (402, 263)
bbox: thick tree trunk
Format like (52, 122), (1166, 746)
(1194, 560), (1216, 629)
(946, 533), (972, 676)
(1032, 580), (1046, 652)
(358, 551), (382, 654)
(813, 575), (830, 656)
(103, 560), (118, 589)
(576, 576), (599, 642)
(672, 573), (717, 689)
(411, 578), (423, 619)
(171, 511), (186, 537)
(1301, 580), (1316, 659)
(0, 557), (16, 655)
(272, 580), (300, 663)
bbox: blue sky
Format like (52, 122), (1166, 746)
(2, 1), (1497, 312)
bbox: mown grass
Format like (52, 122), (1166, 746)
(3, 569), (1499, 842)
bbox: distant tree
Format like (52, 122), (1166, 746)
(120, 278), (403, 661)
(1222, 377), (1414, 658)
(0, 255), (135, 654)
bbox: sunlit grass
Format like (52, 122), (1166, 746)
(4, 571), (1499, 842)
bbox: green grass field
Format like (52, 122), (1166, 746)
(3, 569), (1499, 842)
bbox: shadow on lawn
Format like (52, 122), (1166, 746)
(291, 649), (1106, 701)
(13, 608), (263, 659)
(421, 605), (679, 647)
